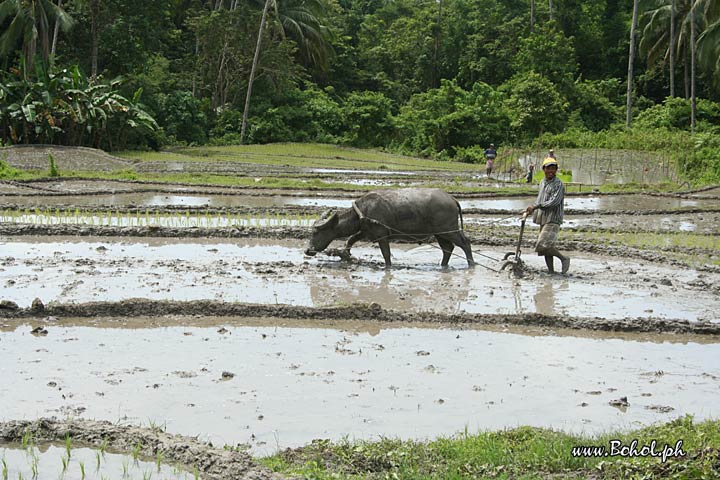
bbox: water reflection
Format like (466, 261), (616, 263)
(533, 279), (570, 316)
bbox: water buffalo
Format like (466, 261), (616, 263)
(305, 188), (475, 267)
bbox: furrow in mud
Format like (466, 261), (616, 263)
(0, 419), (284, 480)
(1, 300), (718, 335)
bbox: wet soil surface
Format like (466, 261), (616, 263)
(2, 155), (719, 458)
(0, 418), (284, 479)
(1, 319), (718, 453)
(0, 237), (719, 326)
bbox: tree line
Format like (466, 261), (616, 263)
(1, 0), (719, 165)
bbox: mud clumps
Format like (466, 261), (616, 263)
(0, 418), (288, 480)
(2, 299), (720, 336)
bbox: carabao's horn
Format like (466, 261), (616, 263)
(313, 210), (336, 229)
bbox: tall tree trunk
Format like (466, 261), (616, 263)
(548, 0), (553, 21)
(690, 0), (696, 133)
(192, 34), (199, 97)
(91, 0), (100, 79)
(626, 0), (639, 128)
(669, 0), (675, 97)
(530, 0), (535, 32)
(51, 0), (64, 62)
(684, 45), (689, 98)
(433, 0), (442, 88)
(240, 0), (272, 145)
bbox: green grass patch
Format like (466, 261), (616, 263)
(260, 416), (719, 479)
(116, 143), (486, 172)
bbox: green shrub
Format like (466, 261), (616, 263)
(48, 154), (59, 177)
(452, 145), (486, 164)
(0, 157), (21, 178)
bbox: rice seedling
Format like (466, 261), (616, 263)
(193, 466), (199, 480)
(79, 461), (85, 479)
(99, 439), (108, 455)
(155, 452), (163, 472)
(2, 457), (8, 480)
(60, 455), (68, 473)
(142, 470), (152, 480)
(132, 443), (142, 462)
(96, 451), (101, 471)
(64, 434), (72, 458)
(20, 431), (33, 451)
(30, 460), (37, 480)
(122, 459), (129, 478)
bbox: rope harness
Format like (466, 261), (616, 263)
(349, 201), (502, 272)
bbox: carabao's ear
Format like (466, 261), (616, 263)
(313, 210), (338, 230)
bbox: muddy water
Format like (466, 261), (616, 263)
(465, 212), (720, 234)
(1, 237), (717, 321)
(0, 443), (198, 480)
(3, 192), (719, 210)
(0, 319), (718, 454)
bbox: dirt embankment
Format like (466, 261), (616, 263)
(1, 299), (719, 335)
(0, 418), (288, 480)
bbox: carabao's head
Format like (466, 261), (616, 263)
(305, 210), (339, 256)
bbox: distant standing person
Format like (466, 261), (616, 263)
(525, 163), (535, 183)
(484, 143), (497, 177)
(524, 156), (570, 274)
(548, 148), (556, 159)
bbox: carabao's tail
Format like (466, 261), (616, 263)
(456, 199), (464, 230)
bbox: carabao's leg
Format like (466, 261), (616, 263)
(378, 239), (392, 267)
(436, 236), (454, 267)
(457, 231), (476, 267)
(446, 232), (475, 267)
(343, 231), (363, 255)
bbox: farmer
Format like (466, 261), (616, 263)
(484, 143), (496, 177)
(524, 156), (570, 274)
(548, 148), (556, 159)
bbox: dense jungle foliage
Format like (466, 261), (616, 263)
(1, 0), (719, 182)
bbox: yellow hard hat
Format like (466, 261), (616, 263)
(542, 157), (558, 168)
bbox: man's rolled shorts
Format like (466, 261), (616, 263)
(535, 223), (560, 254)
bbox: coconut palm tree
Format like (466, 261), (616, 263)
(267, 0), (334, 70)
(0, 0), (73, 74)
(697, 1), (720, 87)
(240, 0), (272, 144)
(639, 0), (720, 96)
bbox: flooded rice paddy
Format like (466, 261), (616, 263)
(2, 191), (719, 211)
(1, 318), (719, 454)
(0, 237), (717, 321)
(0, 443), (199, 480)
(1, 153), (719, 468)
(1, 211), (717, 233)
